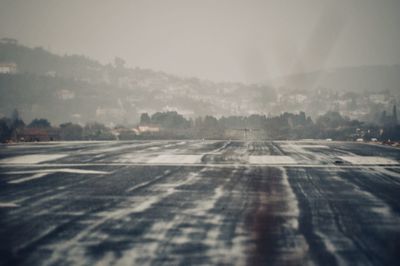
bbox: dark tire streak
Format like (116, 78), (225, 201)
(287, 168), (338, 266)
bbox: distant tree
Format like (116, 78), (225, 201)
(150, 111), (190, 129)
(381, 125), (400, 141)
(219, 116), (245, 129)
(0, 117), (12, 142)
(140, 113), (151, 124)
(118, 130), (137, 140)
(12, 118), (25, 130)
(59, 122), (83, 140)
(247, 114), (267, 129)
(196, 116), (223, 139)
(83, 122), (114, 140)
(11, 108), (20, 123)
(265, 115), (291, 139)
(0, 110), (25, 142)
(380, 111), (388, 125)
(316, 111), (346, 129)
(28, 118), (51, 128)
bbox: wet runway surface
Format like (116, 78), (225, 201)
(0, 140), (400, 266)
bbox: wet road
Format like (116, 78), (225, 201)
(0, 140), (400, 266)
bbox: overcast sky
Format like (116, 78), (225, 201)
(1, 0), (399, 83)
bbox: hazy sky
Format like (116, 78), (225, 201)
(1, 0), (399, 83)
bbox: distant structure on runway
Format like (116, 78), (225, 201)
(0, 62), (17, 74)
(229, 128), (261, 140)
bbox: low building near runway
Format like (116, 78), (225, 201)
(0, 62), (17, 74)
(137, 125), (160, 133)
(17, 128), (60, 142)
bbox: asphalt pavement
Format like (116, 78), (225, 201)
(0, 140), (399, 266)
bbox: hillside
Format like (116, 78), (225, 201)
(272, 65), (400, 94)
(0, 41), (276, 125)
(0, 40), (399, 125)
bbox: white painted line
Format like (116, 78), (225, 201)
(6, 168), (109, 175)
(82, 141), (165, 154)
(52, 168), (109, 174)
(0, 154), (67, 164)
(0, 202), (19, 208)
(9, 173), (49, 184)
(147, 147), (161, 151)
(249, 155), (297, 164)
(297, 145), (330, 149)
(0, 162), (399, 169)
(339, 156), (399, 165)
(148, 155), (203, 164)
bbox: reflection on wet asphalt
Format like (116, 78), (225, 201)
(0, 140), (399, 265)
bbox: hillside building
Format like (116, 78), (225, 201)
(0, 62), (17, 74)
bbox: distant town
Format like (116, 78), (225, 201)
(0, 38), (399, 144)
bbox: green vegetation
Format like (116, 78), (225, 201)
(1, 109), (399, 143)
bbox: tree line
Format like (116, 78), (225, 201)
(1, 109), (399, 143)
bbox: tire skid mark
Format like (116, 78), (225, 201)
(40, 167), (208, 266)
(288, 168), (346, 266)
(333, 168), (400, 265)
(246, 167), (310, 266)
(289, 167), (400, 266)
(113, 167), (251, 266)
(1, 140), (400, 266)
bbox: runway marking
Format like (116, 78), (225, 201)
(5, 168), (109, 184)
(296, 145), (330, 149)
(339, 156), (399, 165)
(8, 173), (49, 184)
(6, 168), (109, 175)
(249, 155), (297, 164)
(0, 202), (19, 208)
(148, 154), (203, 164)
(147, 147), (161, 150)
(81, 141), (165, 154)
(0, 154), (67, 164)
(1, 163), (400, 169)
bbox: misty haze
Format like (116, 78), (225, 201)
(0, 1), (400, 266)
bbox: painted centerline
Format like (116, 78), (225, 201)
(0, 202), (19, 208)
(339, 156), (399, 165)
(8, 173), (49, 184)
(0, 154), (67, 164)
(249, 155), (297, 165)
(148, 155), (203, 164)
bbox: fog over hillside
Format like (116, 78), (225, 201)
(1, 0), (400, 126)
(272, 65), (400, 93)
(2, 0), (400, 83)
(0, 41), (399, 126)
(0, 41), (276, 125)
